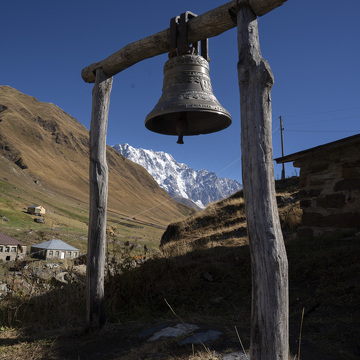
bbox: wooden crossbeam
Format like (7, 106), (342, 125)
(81, 0), (287, 83)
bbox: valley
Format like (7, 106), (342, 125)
(0, 86), (359, 360)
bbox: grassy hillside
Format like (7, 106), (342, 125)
(0, 177), (359, 359)
(0, 85), (194, 231)
(0, 86), (194, 225)
(160, 177), (302, 253)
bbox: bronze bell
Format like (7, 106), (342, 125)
(145, 12), (232, 144)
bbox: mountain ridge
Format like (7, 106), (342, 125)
(0, 85), (193, 226)
(113, 143), (242, 209)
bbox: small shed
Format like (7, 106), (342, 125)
(0, 232), (27, 261)
(30, 239), (80, 260)
(27, 205), (46, 215)
(275, 133), (360, 237)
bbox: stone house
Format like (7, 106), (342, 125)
(30, 239), (80, 260)
(275, 133), (360, 237)
(27, 205), (46, 215)
(0, 232), (27, 261)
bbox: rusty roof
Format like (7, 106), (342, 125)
(0, 232), (26, 246)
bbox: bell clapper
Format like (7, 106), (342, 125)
(176, 116), (187, 144)
(177, 134), (184, 145)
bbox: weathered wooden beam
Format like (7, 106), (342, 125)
(237, 5), (289, 360)
(86, 68), (113, 332)
(249, 0), (287, 16)
(81, 0), (287, 83)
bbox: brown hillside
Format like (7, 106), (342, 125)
(0, 85), (193, 226)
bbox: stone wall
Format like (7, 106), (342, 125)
(295, 142), (360, 237)
(0, 245), (27, 261)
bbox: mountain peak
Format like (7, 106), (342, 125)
(113, 144), (242, 209)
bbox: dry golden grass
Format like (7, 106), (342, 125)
(160, 191), (248, 257)
(278, 203), (303, 232)
(0, 85), (194, 227)
(275, 177), (302, 233)
(160, 182), (302, 259)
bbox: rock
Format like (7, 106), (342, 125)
(148, 323), (199, 342)
(73, 264), (86, 275)
(0, 283), (8, 296)
(54, 272), (69, 284)
(222, 351), (249, 359)
(138, 323), (168, 339)
(179, 330), (223, 346)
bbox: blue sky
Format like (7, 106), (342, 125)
(2, 0), (359, 184)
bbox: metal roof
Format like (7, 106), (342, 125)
(31, 239), (79, 251)
(275, 133), (360, 164)
(0, 232), (26, 246)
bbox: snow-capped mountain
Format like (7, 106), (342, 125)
(112, 143), (242, 209)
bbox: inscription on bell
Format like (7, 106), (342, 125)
(201, 79), (211, 91)
(145, 54), (232, 139)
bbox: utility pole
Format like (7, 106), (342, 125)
(280, 115), (285, 180)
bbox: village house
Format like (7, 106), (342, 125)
(275, 133), (360, 237)
(0, 232), (27, 261)
(27, 205), (46, 215)
(30, 239), (80, 260)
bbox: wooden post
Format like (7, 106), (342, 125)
(237, 6), (289, 360)
(86, 68), (113, 332)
